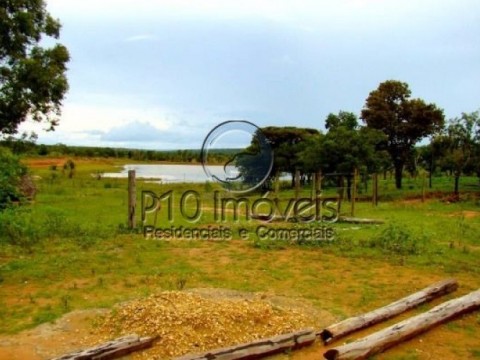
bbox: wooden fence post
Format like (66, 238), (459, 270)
(310, 172), (315, 200)
(128, 170), (136, 229)
(421, 172), (426, 203)
(295, 169), (301, 200)
(351, 169), (357, 217)
(314, 170), (322, 196)
(274, 170), (280, 196)
(372, 173), (378, 207)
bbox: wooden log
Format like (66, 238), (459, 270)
(323, 288), (480, 360)
(174, 328), (316, 360)
(337, 216), (384, 225)
(51, 334), (156, 360)
(319, 278), (458, 344)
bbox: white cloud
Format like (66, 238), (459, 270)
(101, 120), (165, 141)
(17, 97), (217, 148)
(36, 0), (480, 149)
(56, 102), (171, 133)
(124, 34), (156, 42)
(17, 97), (175, 146)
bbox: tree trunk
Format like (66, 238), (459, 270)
(346, 176), (352, 202)
(454, 173), (460, 196)
(319, 278), (458, 344)
(337, 176), (345, 202)
(323, 288), (480, 360)
(394, 161), (403, 189)
(363, 172), (368, 194)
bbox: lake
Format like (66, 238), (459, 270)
(102, 164), (227, 183)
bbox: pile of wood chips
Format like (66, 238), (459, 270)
(96, 290), (314, 359)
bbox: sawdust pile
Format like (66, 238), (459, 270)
(97, 291), (314, 359)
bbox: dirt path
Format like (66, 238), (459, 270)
(1, 288), (479, 360)
(0, 309), (107, 360)
(0, 289), (332, 360)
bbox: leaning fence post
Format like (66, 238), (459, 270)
(128, 170), (136, 229)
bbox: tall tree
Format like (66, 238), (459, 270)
(301, 111), (387, 200)
(236, 126), (319, 189)
(361, 80), (444, 189)
(262, 126), (319, 187)
(325, 111), (358, 131)
(439, 111), (480, 195)
(1, 0), (69, 135)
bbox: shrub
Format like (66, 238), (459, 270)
(63, 159), (75, 178)
(0, 147), (28, 209)
(367, 223), (430, 256)
(0, 207), (40, 251)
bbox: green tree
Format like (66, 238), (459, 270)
(37, 143), (48, 156)
(262, 126), (319, 187)
(0, 147), (28, 209)
(235, 127), (319, 190)
(0, 1), (69, 135)
(301, 111), (387, 200)
(361, 80), (444, 189)
(325, 110), (358, 131)
(439, 111), (480, 195)
(0, 131), (37, 154)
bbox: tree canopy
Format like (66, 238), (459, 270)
(0, 0), (69, 135)
(436, 111), (480, 195)
(361, 80), (444, 189)
(261, 126), (319, 185)
(0, 147), (28, 208)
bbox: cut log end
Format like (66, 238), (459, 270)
(319, 329), (334, 344)
(323, 349), (339, 360)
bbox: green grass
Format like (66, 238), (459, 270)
(0, 158), (479, 358)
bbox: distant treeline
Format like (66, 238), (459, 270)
(0, 137), (238, 164)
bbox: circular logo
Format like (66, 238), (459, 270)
(201, 121), (273, 193)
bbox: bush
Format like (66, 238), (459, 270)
(0, 147), (28, 209)
(0, 207), (40, 251)
(0, 206), (110, 251)
(63, 159), (75, 178)
(367, 223), (430, 256)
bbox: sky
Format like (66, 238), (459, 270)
(20, 0), (480, 150)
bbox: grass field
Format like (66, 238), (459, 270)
(1, 157), (480, 359)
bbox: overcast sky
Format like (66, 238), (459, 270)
(21, 0), (480, 149)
